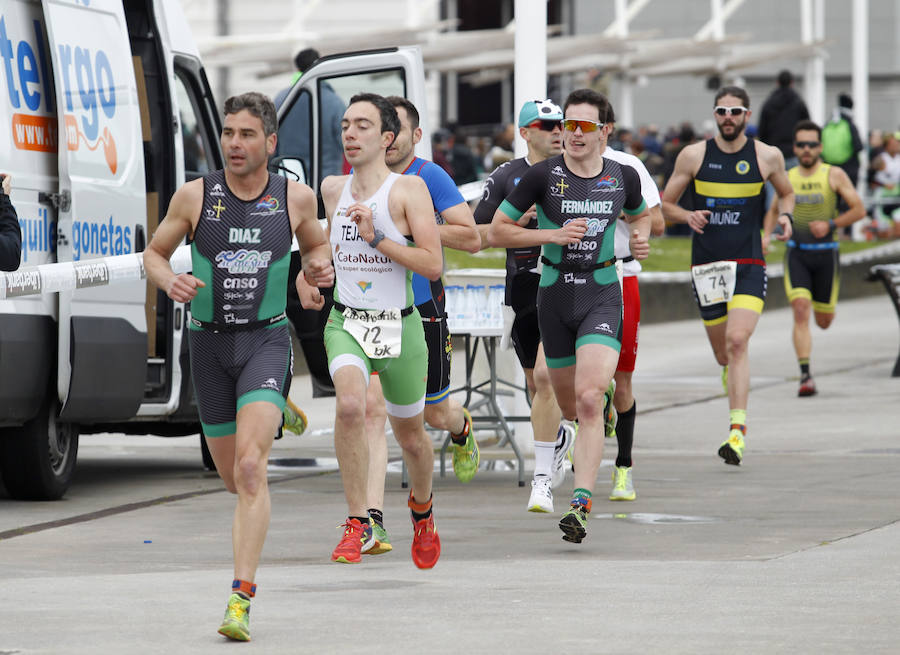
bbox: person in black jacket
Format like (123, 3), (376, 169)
(0, 174), (23, 271)
(758, 70), (810, 166)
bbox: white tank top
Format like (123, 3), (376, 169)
(331, 172), (413, 310)
(603, 147), (661, 277)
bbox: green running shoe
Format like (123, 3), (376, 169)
(282, 398), (308, 436)
(603, 380), (617, 439)
(363, 521), (393, 555)
(559, 498), (591, 543)
(718, 426), (745, 466)
(451, 408), (479, 483)
(218, 593), (251, 642)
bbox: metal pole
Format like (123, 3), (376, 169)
(514, 0), (547, 157)
(852, 0), (869, 194)
(615, 0), (634, 129)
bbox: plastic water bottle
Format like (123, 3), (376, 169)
(488, 285), (505, 330)
(463, 284), (479, 329)
(472, 284), (489, 327)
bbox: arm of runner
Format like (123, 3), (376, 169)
(622, 166), (651, 259)
(354, 175), (442, 280)
(767, 148), (795, 242)
(438, 201), (481, 253)
(761, 194), (780, 253)
(649, 205), (665, 237)
(661, 143), (710, 232)
(145, 180), (205, 303)
(288, 180), (333, 288)
(809, 166), (866, 238)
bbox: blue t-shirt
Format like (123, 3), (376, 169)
(403, 157), (465, 318)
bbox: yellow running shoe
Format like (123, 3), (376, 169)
(609, 466), (636, 501)
(282, 398), (308, 436)
(718, 425), (745, 466)
(451, 408), (479, 483)
(218, 593), (251, 642)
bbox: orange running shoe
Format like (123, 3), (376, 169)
(410, 514), (441, 569)
(331, 518), (373, 564)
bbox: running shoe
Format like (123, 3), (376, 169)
(410, 513), (441, 569)
(217, 593), (251, 642)
(609, 466), (636, 501)
(331, 518), (374, 564)
(282, 398), (308, 436)
(362, 521), (393, 555)
(718, 426), (745, 466)
(603, 380), (617, 439)
(551, 420), (575, 489)
(451, 408), (479, 483)
(798, 376), (817, 397)
(721, 365), (728, 393)
(527, 475), (554, 513)
(559, 498), (591, 543)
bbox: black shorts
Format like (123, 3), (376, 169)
(784, 245), (840, 312)
(189, 322), (292, 436)
(509, 272), (540, 370)
(423, 315), (452, 404)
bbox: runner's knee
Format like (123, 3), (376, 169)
(814, 312), (834, 329)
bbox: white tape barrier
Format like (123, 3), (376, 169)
(0, 245), (192, 299)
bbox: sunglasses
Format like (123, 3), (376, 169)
(795, 140), (821, 149)
(527, 120), (562, 132)
(714, 106), (748, 117)
(562, 119), (604, 133)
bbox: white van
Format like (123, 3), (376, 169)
(0, 0), (429, 500)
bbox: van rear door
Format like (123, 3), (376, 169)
(41, 0), (148, 421)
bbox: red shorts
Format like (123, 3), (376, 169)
(616, 275), (640, 373)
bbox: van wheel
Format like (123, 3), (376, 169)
(0, 392), (79, 500)
(200, 432), (216, 472)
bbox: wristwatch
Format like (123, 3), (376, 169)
(368, 229), (385, 248)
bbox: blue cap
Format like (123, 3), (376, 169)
(518, 99), (563, 128)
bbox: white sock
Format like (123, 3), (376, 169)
(533, 440), (555, 478)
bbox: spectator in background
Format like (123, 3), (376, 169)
(758, 70), (810, 167)
(431, 129), (454, 178)
(446, 124), (479, 184)
(871, 131), (900, 238)
(631, 140), (665, 188)
(483, 123), (515, 171)
(0, 174), (22, 271)
(274, 48), (346, 181)
(821, 93), (864, 191)
(609, 127), (633, 153)
(640, 124), (663, 155)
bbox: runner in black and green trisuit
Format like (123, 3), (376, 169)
(489, 88), (650, 544)
(763, 120), (866, 397)
(145, 92), (331, 642)
(662, 85), (795, 467)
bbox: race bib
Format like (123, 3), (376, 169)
(691, 260), (737, 307)
(342, 307), (403, 358)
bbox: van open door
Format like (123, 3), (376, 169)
(41, 0), (148, 421)
(273, 47), (429, 396)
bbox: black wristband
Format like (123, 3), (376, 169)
(780, 212), (793, 224)
(828, 219), (837, 230)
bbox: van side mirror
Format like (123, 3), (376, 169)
(270, 156), (307, 185)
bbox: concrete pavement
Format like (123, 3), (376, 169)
(2, 293), (900, 654)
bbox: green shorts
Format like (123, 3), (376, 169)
(324, 307), (427, 418)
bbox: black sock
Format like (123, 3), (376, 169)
(615, 401), (636, 468)
(799, 359), (810, 380)
(350, 515), (370, 526)
(409, 495), (433, 522)
(367, 508), (384, 529)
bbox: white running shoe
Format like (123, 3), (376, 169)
(551, 420), (576, 489)
(527, 475), (554, 513)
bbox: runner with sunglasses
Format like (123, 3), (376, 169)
(762, 120), (865, 397)
(662, 85), (795, 466)
(475, 99), (581, 514)
(489, 89), (650, 543)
